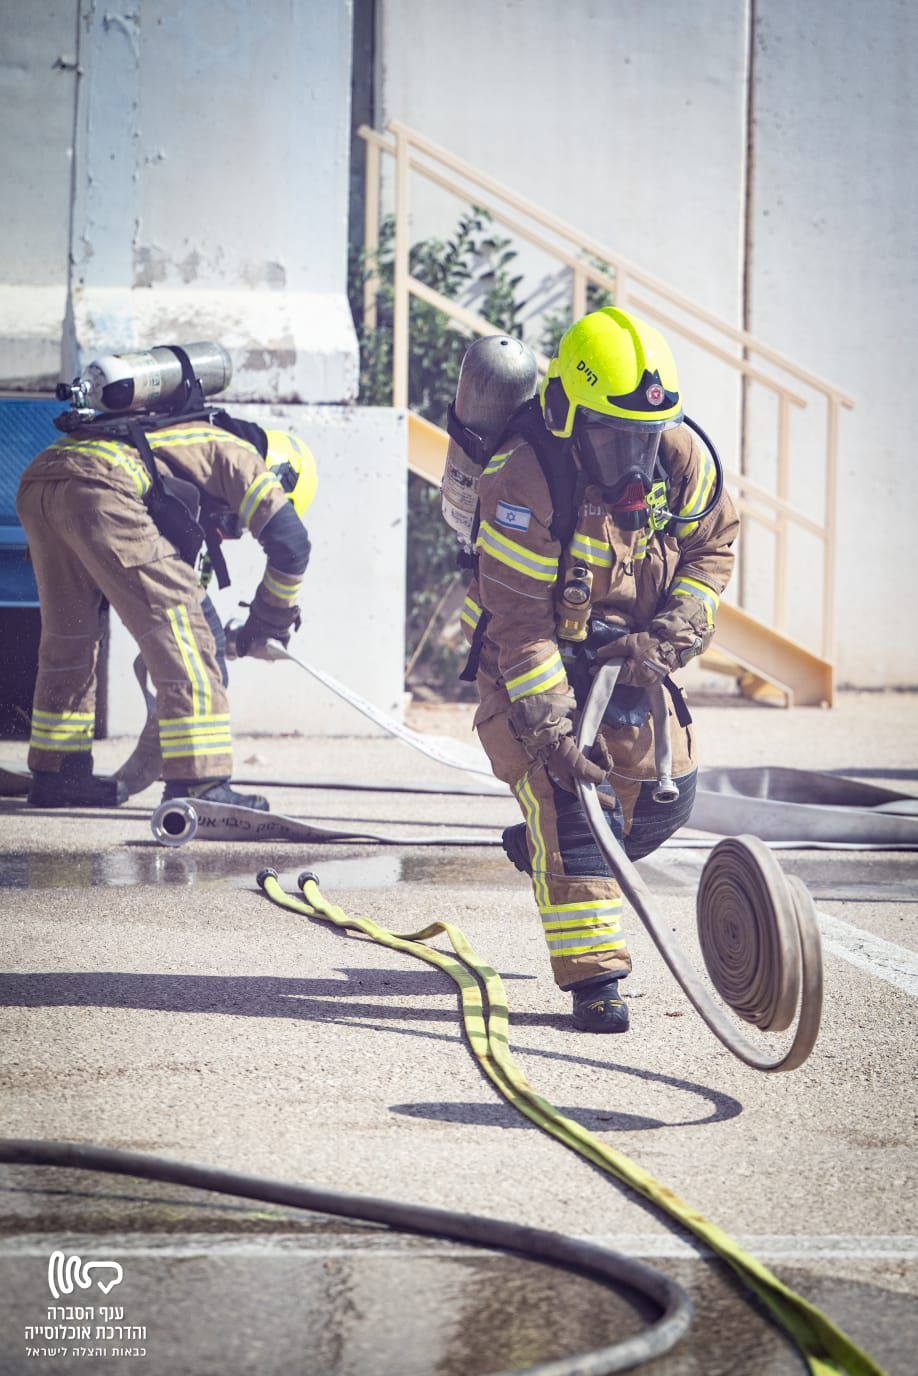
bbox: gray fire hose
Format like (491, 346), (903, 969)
(576, 665), (823, 1072)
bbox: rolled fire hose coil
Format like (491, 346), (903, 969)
(577, 666), (823, 1072)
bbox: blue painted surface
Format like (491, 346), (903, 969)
(0, 397), (62, 605)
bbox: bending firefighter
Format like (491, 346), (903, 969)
(16, 342), (316, 810)
(450, 309), (739, 1033)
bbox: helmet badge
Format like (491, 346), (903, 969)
(646, 381), (666, 406)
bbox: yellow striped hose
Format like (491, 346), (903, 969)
(257, 868), (884, 1376)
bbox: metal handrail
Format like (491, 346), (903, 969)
(357, 120), (853, 662)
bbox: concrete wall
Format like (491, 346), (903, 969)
(107, 405), (407, 740)
(0, 2), (79, 389)
(0, 0), (358, 403)
(746, 0), (918, 685)
(372, 0), (918, 684)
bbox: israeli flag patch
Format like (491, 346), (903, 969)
(495, 500), (531, 533)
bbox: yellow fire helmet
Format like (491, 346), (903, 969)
(265, 429), (318, 518)
(540, 307), (683, 499)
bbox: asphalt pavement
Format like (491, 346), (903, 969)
(0, 689), (916, 1375)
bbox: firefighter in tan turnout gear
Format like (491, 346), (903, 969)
(17, 343), (315, 810)
(458, 308), (739, 1033)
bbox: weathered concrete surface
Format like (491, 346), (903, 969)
(0, 690), (916, 1373)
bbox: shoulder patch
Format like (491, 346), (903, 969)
(495, 499), (531, 533)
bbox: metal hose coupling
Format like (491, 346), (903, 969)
(648, 684), (679, 803)
(150, 798), (198, 847)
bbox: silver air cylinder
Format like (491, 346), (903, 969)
(74, 342), (232, 413)
(441, 335), (538, 547)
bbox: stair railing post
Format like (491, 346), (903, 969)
(774, 391), (790, 631)
(572, 264), (587, 321)
(823, 394), (839, 663)
(392, 125), (410, 408)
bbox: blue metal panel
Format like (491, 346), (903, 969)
(0, 397), (62, 606)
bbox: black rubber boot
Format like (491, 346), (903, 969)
(162, 778), (269, 812)
(501, 822), (532, 875)
(570, 975), (630, 1034)
(28, 754), (128, 809)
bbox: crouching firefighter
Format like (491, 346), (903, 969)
(16, 341), (315, 810)
(445, 309), (739, 1033)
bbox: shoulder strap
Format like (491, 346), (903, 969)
(499, 397), (579, 544)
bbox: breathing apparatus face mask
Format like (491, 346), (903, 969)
(577, 415), (665, 502)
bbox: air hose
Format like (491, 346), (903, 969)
(0, 1139), (689, 1376)
(255, 870), (882, 1376)
(575, 666), (824, 1072)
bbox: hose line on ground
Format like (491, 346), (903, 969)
(0, 1137), (690, 1376)
(256, 870), (882, 1376)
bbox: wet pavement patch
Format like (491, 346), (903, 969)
(0, 849), (517, 893)
(3, 846), (917, 902)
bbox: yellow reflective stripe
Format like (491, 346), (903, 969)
(31, 709), (95, 722)
(505, 651), (566, 701)
(28, 740), (93, 753)
(675, 454), (717, 537)
(478, 521), (558, 582)
(166, 605), (212, 717)
(262, 570), (302, 603)
(29, 709), (95, 750)
(515, 773), (548, 907)
(634, 532), (649, 563)
(49, 439), (151, 496)
(539, 899), (623, 917)
(159, 724), (232, 737)
(159, 713), (230, 727)
(482, 450), (511, 476)
(159, 709), (231, 758)
(161, 737), (233, 759)
(460, 595), (482, 630)
(29, 710), (94, 754)
(240, 472), (282, 528)
(546, 937), (627, 955)
(672, 575), (720, 628)
(569, 532), (613, 568)
(150, 427), (258, 455)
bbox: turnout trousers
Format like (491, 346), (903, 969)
(477, 699), (697, 990)
(16, 475), (232, 782)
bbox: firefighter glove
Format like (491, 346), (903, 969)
(235, 608), (290, 658)
(507, 690), (613, 801)
(507, 688), (577, 753)
(538, 734), (608, 794)
(596, 630), (679, 688)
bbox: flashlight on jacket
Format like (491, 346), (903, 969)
(556, 564), (593, 642)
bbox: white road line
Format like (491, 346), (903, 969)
(2, 1233), (917, 1261)
(593, 1234), (918, 1261)
(816, 910), (918, 998)
(645, 852), (918, 998)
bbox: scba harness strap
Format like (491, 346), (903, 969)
(59, 398), (271, 591)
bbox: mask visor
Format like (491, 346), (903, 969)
(578, 417), (665, 499)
